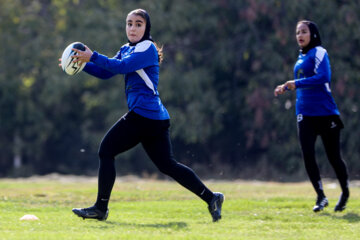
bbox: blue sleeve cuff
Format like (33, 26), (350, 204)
(90, 51), (99, 62)
(295, 79), (303, 88)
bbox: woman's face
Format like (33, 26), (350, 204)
(126, 14), (146, 44)
(296, 23), (311, 48)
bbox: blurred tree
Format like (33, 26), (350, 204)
(0, 0), (359, 180)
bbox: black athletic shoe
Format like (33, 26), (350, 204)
(72, 205), (109, 221)
(313, 196), (328, 212)
(334, 193), (349, 212)
(208, 192), (224, 222)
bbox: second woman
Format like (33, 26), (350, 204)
(274, 20), (349, 212)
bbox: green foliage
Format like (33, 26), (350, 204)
(0, 0), (359, 179)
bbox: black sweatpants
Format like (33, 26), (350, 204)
(297, 114), (349, 197)
(94, 111), (213, 210)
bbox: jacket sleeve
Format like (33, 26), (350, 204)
(83, 62), (115, 79)
(295, 48), (331, 88)
(89, 41), (157, 75)
(83, 51), (122, 79)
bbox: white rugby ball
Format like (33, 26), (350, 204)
(61, 42), (87, 75)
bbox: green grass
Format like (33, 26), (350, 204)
(0, 176), (360, 240)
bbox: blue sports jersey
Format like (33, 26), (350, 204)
(83, 40), (170, 120)
(294, 46), (340, 116)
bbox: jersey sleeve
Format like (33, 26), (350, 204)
(83, 62), (115, 79)
(89, 41), (158, 75)
(83, 51), (122, 79)
(295, 47), (331, 88)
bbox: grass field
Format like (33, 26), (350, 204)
(0, 174), (360, 240)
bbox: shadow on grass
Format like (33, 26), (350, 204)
(322, 212), (360, 223)
(88, 221), (188, 230)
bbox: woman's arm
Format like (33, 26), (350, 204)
(85, 41), (157, 75)
(83, 62), (115, 79)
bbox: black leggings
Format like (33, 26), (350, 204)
(297, 115), (349, 197)
(95, 111), (213, 209)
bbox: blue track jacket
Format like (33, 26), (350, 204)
(294, 46), (340, 116)
(83, 40), (170, 120)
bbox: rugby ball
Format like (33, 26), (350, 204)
(61, 42), (87, 75)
